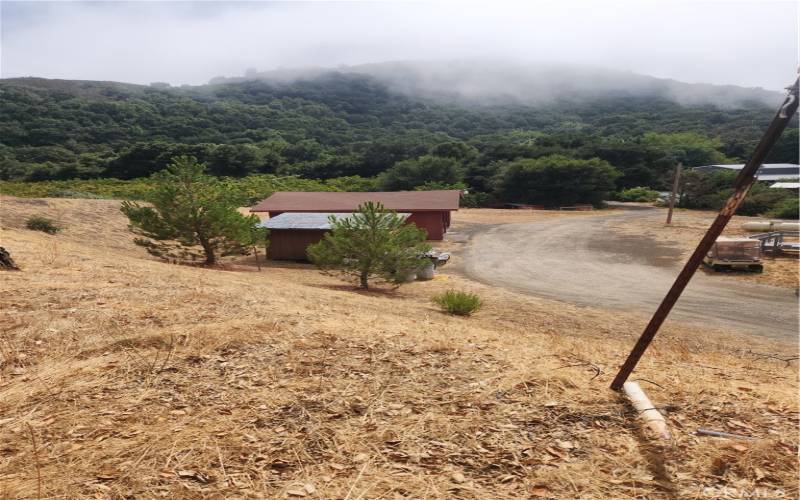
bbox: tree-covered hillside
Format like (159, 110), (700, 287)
(0, 72), (796, 203)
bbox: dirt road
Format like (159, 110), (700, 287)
(455, 209), (799, 339)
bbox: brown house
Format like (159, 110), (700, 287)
(259, 212), (410, 260)
(251, 190), (461, 241)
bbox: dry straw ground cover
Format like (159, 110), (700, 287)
(0, 197), (797, 498)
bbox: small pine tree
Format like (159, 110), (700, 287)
(307, 202), (430, 289)
(120, 156), (266, 265)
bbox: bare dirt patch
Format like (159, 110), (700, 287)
(455, 208), (797, 338)
(451, 208), (620, 226)
(607, 208), (799, 289)
(0, 198), (797, 498)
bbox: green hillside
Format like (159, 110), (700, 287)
(0, 72), (796, 198)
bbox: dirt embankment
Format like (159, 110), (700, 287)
(0, 198), (797, 499)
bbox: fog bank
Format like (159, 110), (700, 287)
(1, 1), (797, 91)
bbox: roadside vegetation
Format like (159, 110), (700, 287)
(307, 202), (430, 289)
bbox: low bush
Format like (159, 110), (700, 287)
(433, 290), (483, 316)
(766, 197), (799, 220)
(25, 216), (61, 234)
(616, 186), (660, 202)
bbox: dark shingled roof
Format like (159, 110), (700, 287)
(250, 190), (461, 213)
(259, 212), (410, 230)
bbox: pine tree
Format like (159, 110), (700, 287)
(307, 202), (430, 289)
(120, 156), (266, 265)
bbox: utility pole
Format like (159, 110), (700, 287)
(665, 163), (682, 225)
(610, 75), (799, 391)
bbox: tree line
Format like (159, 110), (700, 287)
(1, 74), (797, 212)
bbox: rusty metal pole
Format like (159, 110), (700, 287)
(611, 76), (799, 391)
(666, 163), (682, 224)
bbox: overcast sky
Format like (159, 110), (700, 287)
(1, 1), (797, 90)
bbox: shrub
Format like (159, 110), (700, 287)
(433, 290), (483, 316)
(25, 216), (61, 234)
(616, 186), (660, 202)
(766, 197), (799, 220)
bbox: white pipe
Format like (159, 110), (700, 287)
(622, 382), (671, 440)
(742, 221), (800, 232)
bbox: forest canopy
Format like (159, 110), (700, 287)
(0, 73), (797, 209)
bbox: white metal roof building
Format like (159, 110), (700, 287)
(694, 163), (799, 181)
(770, 182), (800, 189)
(259, 212), (411, 260)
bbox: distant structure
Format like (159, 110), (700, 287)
(770, 181), (800, 189)
(251, 190), (460, 243)
(259, 212), (411, 260)
(694, 163), (799, 181)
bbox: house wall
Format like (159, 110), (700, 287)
(267, 229), (327, 260)
(406, 211), (447, 240)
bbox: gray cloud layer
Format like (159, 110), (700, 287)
(1, 1), (797, 90)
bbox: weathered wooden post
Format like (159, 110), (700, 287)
(611, 75), (799, 391)
(665, 163), (682, 225)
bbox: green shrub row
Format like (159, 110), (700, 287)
(0, 174), (376, 203)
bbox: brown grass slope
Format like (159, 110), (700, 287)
(0, 197), (797, 499)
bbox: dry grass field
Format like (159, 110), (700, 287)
(607, 208), (800, 289)
(0, 197), (797, 499)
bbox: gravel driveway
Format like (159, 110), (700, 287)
(455, 209), (798, 339)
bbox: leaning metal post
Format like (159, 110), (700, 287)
(610, 75), (800, 391)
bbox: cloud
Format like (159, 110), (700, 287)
(1, 0), (797, 90)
